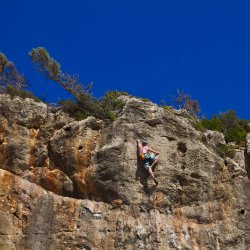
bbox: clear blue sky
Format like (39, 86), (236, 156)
(1, 0), (250, 119)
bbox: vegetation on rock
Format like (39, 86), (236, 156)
(216, 143), (235, 158)
(4, 85), (41, 102)
(194, 110), (248, 144)
(0, 52), (41, 102)
(0, 48), (249, 134)
(174, 89), (200, 117)
(0, 52), (26, 91)
(29, 47), (125, 121)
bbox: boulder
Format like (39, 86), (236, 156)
(204, 130), (226, 146)
(0, 95), (47, 128)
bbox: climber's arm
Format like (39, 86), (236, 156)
(136, 139), (142, 148)
(148, 147), (159, 155)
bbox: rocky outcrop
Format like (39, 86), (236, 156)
(0, 94), (48, 128)
(0, 94), (250, 249)
(204, 130), (226, 146)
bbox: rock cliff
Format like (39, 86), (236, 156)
(0, 94), (249, 250)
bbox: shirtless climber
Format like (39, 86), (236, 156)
(137, 139), (159, 184)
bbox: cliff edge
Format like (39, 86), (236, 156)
(0, 94), (249, 249)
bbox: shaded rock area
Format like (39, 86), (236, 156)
(0, 94), (250, 249)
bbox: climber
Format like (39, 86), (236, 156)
(137, 139), (159, 184)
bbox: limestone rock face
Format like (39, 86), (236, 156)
(0, 95), (47, 128)
(0, 94), (250, 250)
(204, 130), (226, 146)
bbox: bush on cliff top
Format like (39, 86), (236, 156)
(193, 110), (248, 144)
(5, 85), (41, 102)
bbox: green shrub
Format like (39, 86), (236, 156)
(107, 111), (116, 121)
(225, 126), (247, 144)
(201, 110), (249, 145)
(104, 90), (128, 99)
(58, 90), (125, 122)
(75, 111), (89, 121)
(201, 117), (223, 132)
(161, 105), (174, 113)
(59, 99), (79, 114)
(140, 97), (150, 102)
(192, 121), (206, 132)
(239, 119), (250, 132)
(4, 85), (41, 102)
(77, 92), (97, 114)
(216, 144), (235, 159)
(102, 91), (126, 111)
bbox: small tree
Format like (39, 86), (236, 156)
(29, 47), (124, 120)
(220, 110), (247, 143)
(0, 53), (8, 73)
(183, 98), (200, 117)
(29, 47), (91, 100)
(0, 52), (27, 91)
(220, 110), (238, 130)
(174, 89), (200, 117)
(175, 89), (189, 109)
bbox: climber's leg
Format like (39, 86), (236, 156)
(144, 162), (155, 178)
(151, 158), (158, 172)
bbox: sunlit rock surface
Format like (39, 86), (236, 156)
(0, 94), (249, 250)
